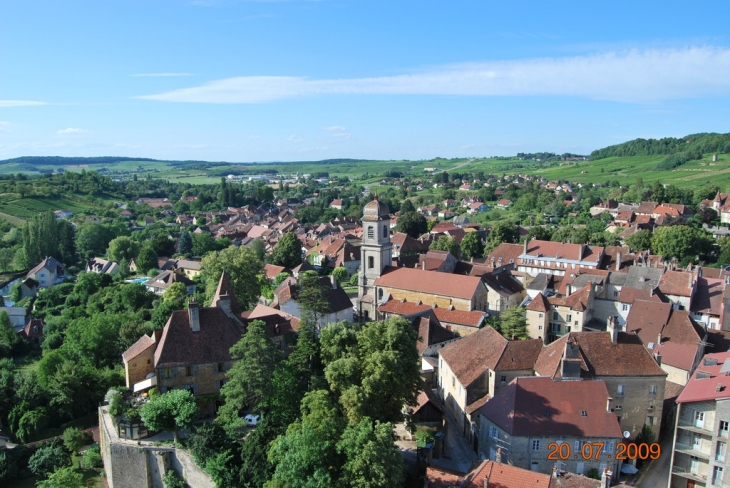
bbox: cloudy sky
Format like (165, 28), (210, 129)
(2, 0), (730, 161)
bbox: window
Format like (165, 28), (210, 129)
(367, 226), (374, 239)
(501, 376), (507, 383)
(458, 385), (462, 396)
(439, 359), (443, 369)
(217, 362), (224, 373)
(617, 384), (625, 396)
(566, 314), (572, 322)
(622, 303), (629, 311)
(164, 368), (172, 379)
(606, 441), (614, 454)
(538, 325), (543, 330)
(368, 256), (374, 269)
(695, 411), (705, 428)
(186, 366), (193, 377)
(649, 384), (657, 395)
(489, 426), (498, 439)
(721, 421), (729, 438)
(532, 440), (540, 451)
(573, 321), (578, 326)
(378, 288), (383, 299)
(645, 416), (654, 426)
(552, 311), (559, 320)
(613, 291), (618, 297)
(717, 441), (727, 462)
(714, 466), (724, 485)
(383, 225), (388, 237)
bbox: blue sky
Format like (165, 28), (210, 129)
(2, 0), (730, 162)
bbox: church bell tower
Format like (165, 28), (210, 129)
(358, 194), (392, 320)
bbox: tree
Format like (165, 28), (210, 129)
(219, 320), (282, 427)
(430, 235), (460, 258)
(395, 211), (427, 238)
(36, 466), (83, 488)
(178, 230), (193, 256)
(336, 418), (405, 488)
(625, 229), (652, 252)
(56, 220), (76, 265)
(106, 236), (139, 263)
(274, 272), (290, 286)
(162, 470), (187, 488)
(484, 222), (518, 255)
(135, 244), (158, 275)
(297, 271), (331, 324)
(331, 267), (349, 285)
(201, 245), (263, 309)
(28, 441), (69, 477)
(498, 307), (528, 340)
(62, 427), (88, 454)
(151, 234), (176, 258)
(192, 232), (217, 257)
(323, 317), (420, 424)
(460, 232), (484, 259)
(22, 211), (60, 266)
(400, 199), (415, 213)
(140, 389), (199, 443)
(163, 282), (188, 304)
(0, 311), (22, 358)
(651, 226), (714, 261)
(271, 232), (303, 269)
(75, 224), (116, 259)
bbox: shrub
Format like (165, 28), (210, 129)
(81, 445), (103, 469)
(163, 469), (188, 488)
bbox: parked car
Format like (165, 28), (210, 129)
(244, 414), (260, 427)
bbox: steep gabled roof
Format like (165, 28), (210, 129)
(211, 271), (243, 316)
(154, 308), (241, 368)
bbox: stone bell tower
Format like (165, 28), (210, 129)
(358, 194), (392, 320)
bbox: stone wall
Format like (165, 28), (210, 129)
(99, 406), (215, 488)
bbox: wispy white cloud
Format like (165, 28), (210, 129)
(137, 46), (730, 104)
(324, 126), (346, 131)
(0, 100), (45, 107)
(57, 128), (90, 134)
(287, 135), (304, 142)
(133, 73), (192, 77)
(332, 133), (351, 139)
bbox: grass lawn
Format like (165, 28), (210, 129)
(15, 348), (42, 373)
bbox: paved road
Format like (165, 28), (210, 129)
(435, 408), (478, 473)
(637, 424), (674, 488)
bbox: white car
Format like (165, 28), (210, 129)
(244, 414), (260, 427)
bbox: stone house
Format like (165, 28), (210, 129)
(122, 274), (243, 417)
(378, 298), (487, 337)
(516, 240), (604, 278)
(26, 256), (65, 289)
(526, 284), (595, 343)
(437, 327), (543, 449)
(534, 326), (667, 440)
(477, 377), (622, 477)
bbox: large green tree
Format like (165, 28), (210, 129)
(395, 211), (427, 239)
(625, 229), (653, 252)
(271, 232), (303, 269)
(22, 211), (60, 266)
(336, 418), (405, 488)
(460, 232), (484, 259)
(135, 244), (158, 275)
(430, 235), (460, 258)
(140, 389), (199, 443)
(498, 307), (528, 340)
(178, 230), (193, 256)
(106, 236), (139, 263)
(201, 245), (263, 309)
(650, 225), (714, 261)
(218, 320), (283, 427)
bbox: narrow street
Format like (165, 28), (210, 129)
(637, 423), (675, 488)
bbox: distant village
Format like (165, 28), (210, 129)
(2, 165), (730, 488)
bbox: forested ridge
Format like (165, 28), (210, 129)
(589, 132), (730, 160)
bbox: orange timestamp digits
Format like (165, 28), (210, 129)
(547, 442), (661, 461)
(616, 442), (661, 460)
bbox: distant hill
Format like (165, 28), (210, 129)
(0, 156), (162, 166)
(590, 132), (730, 160)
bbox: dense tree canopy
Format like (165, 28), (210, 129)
(270, 232), (303, 269)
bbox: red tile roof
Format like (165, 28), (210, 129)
(677, 352), (730, 403)
(658, 270), (694, 297)
(461, 459), (552, 488)
(526, 293), (551, 312)
(524, 240), (604, 264)
(378, 298), (486, 327)
(263, 264), (286, 281)
(375, 267), (484, 300)
(478, 377), (623, 438)
(122, 334), (156, 362)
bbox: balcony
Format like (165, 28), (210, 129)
(674, 442), (711, 460)
(677, 419), (713, 435)
(132, 374), (157, 393)
(672, 466), (708, 484)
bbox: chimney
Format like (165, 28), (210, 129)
(422, 260), (426, 271)
(657, 332), (662, 346)
(217, 292), (232, 318)
(552, 466), (558, 478)
(607, 397), (612, 412)
(483, 477), (489, 488)
(524, 239), (528, 255)
(616, 252), (622, 271)
(188, 298), (200, 332)
(607, 315), (618, 344)
(331, 274), (337, 289)
(495, 447), (502, 463)
(601, 468), (612, 488)
(655, 353), (662, 366)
